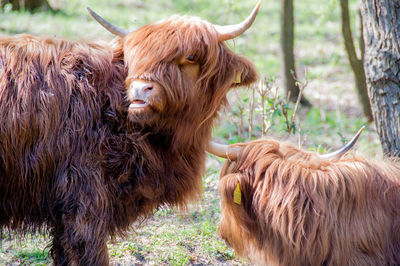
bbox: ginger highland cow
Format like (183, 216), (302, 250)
(208, 129), (400, 265)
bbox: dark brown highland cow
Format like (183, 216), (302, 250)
(209, 130), (400, 265)
(0, 1), (261, 265)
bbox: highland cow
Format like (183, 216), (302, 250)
(0, 2), (261, 265)
(209, 130), (400, 265)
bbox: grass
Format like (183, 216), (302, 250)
(15, 250), (50, 265)
(0, 0), (382, 264)
(0, 234), (51, 265)
(103, 170), (248, 265)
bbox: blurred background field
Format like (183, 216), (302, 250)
(0, 0), (381, 264)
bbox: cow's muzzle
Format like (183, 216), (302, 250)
(128, 80), (155, 109)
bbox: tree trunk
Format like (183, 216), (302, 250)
(339, 0), (373, 122)
(2, 0), (52, 11)
(360, 0), (400, 157)
(280, 0), (311, 107)
(24, 0), (51, 11)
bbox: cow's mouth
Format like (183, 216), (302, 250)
(128, 98), (157, 124)
(129, 99), (148, 109)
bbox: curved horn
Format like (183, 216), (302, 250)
(87, 7), (129, 37)
(207, 141), (241, 161)
(215, 0), (262, 42)
(321, 126), (365, 159)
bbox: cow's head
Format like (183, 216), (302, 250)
(88, 2), (261, 141)
(207, 127), (365, 161)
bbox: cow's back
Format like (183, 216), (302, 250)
(0, 35), (126, 228)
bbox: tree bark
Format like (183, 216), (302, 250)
(339, 0), (373, 122)
(280, 0), (311, 107)
(360, 0), (400, 157)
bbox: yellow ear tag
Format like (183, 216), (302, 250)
(234, 72), (241, 84)
(233, 183), (242, 205)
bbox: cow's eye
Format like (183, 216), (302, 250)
(187, 55), (195, 62)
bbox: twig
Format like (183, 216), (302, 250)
(257, 78), (273, 137)
(234, 90), (245, 139)
(290, 78), (307, 133)
(248, 84), (256, 140)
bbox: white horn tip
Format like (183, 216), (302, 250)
(321, 126), (365, 159)
(87, 7), (128, 37)
(216, 0), (262, 42)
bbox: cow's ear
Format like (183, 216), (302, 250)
(230, 55), (258, 88)
(219, 173), (246, 207)
(219, 174), (237, 204)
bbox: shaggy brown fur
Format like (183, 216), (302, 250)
(219, 139), (400, 265)
(0, 13), (258, 265)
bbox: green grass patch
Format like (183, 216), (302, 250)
(15, 249), (50, 264)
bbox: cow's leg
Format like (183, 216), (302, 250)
(49, 168), (111, 265)
(50, 213), (110, 266)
